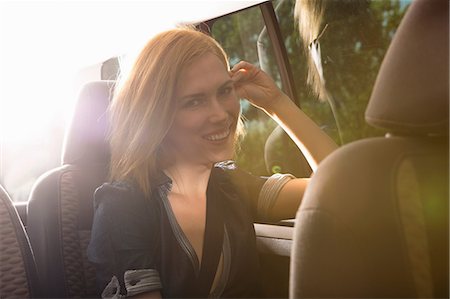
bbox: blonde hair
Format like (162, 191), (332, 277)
(109, 27), (243, 196)
(294, 0), (329, 102)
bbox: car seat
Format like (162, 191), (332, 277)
(27, 81), (114, 297)
(0, 185), (40, 298)
(290, 0), (449, 297)
(264, 125), (312, 178)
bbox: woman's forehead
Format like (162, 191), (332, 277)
(176, 53), (230, 98)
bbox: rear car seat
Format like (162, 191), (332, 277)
(27, 81), (114, 297)
(0, 185), (40, 298)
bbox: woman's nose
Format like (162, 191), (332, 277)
(208, 98), (228, 122)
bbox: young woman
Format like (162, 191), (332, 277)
(87, 27), (337, 298)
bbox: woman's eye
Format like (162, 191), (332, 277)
(219, 86), (233, 97)
(183, 98), (203, 108)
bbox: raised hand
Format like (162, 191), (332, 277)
(229, 61), (286, 113)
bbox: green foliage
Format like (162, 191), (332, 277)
(212, 0), (410, 176)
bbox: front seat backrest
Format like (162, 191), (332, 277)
(264, 126), (312, 177)
(0, 185), (40, 298)
(27, 81), (113, 298)
(290, 0), (448, 298)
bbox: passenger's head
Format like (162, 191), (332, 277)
(109, 27), (243, 194)
(294, 0), (362, 102)
(295, 0), (328, 101)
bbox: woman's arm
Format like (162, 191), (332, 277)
(268, 178), (309, 221)
(230, 61), (338, 221)
(88, 184), (164, 298)
(264, 94), (338, 172)
(230, 61), (337, 172)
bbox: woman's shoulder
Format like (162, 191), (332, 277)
(89, 180), (161, 258)
(214, 160), (238, 172)
(213, 160), (242, 184)
(94, 180), (145, 210)
(213, 160), (265, 182)
(213, 160), (267, 195)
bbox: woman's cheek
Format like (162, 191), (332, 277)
(171, 110), (206, 139)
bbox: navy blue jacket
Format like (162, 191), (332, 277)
(87, 161), (267, 298)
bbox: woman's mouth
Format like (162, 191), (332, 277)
(203, 127), (231, 142)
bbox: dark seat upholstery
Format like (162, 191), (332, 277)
(0, 185), (40, 298)
(27, 81), (114, 298)
(290, 0), (448, 298)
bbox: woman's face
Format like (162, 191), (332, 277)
(163, 52), (240, 166)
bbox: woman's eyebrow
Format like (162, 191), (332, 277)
(181, 93), (204, 100)
(218, 80), (233, 90)
(181, 80), (234, 100)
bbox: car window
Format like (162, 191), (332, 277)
(211, 5), (282, 177)
(211, 0), (411, 183)
(274, 0), (412, 145)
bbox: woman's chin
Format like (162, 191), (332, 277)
(169, 139), (235, 166)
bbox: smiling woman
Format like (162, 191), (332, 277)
(86, 23), (337, 298)
(0, 0), (265, 202)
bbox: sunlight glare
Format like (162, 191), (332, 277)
(0, 0), (235, 142)
(0, 1), (262, 202)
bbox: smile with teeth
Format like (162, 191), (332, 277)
(203, 128), (231, 141)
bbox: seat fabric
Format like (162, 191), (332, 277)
(290, 136), (448, 298)
(0, 185), (40, 298)
(27, 81), (113, 298)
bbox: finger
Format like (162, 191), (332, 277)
(231, 61), (251, 72)
(231, 61), (254, 73)
(229, 69), (247, 82)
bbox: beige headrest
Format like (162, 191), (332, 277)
(366, 0), (449, 136)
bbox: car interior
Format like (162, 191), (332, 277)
(0, 185), (40, 298)
(290, 1), (449, 297)
(0, 0), (448, 298)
